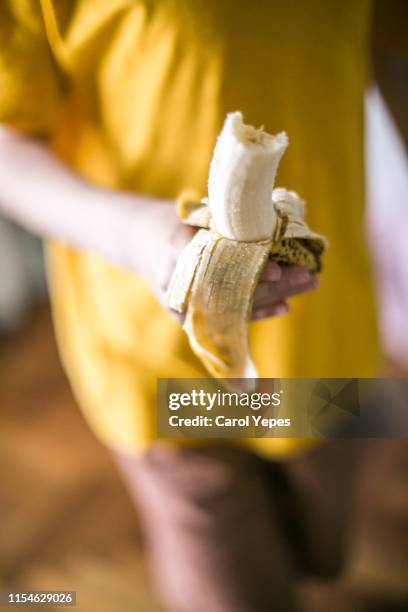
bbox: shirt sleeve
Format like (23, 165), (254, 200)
(0, 1), (63, 136)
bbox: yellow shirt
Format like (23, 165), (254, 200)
(0, 0), (380, 457)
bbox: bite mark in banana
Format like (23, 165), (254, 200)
(166, 112), (328, 382)
(208, 112), (288, 242)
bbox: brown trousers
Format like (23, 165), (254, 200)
(115, 440), (408, 612)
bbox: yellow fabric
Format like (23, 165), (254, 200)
(0, 0), (380, 458)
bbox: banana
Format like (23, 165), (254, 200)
(166, 112), (328, 384)
(183, 234), (270, 380)
(166, 228), (210, 313)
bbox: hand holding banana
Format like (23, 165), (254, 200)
(167, 112), (328, 381)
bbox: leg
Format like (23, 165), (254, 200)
(114, 443), (296, 612)
(283, 440), (364, 579)
(297, 440), (408, 612)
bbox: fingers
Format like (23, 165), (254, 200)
(259, 261), (282, 281)
(254, 266), (319, 306)
(166, 263), (319, 325)
(254, 276), (319, 307)
(285, 266), (312, 286)
(251, 300), (290, 321)
(170, 295), (293, 325)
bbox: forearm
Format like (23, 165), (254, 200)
(0, 126), (170, 273)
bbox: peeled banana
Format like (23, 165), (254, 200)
(167, 112), (328, 383)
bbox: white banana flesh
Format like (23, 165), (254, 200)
(208, 112), (288, 241)
(166, 112), (328, 384)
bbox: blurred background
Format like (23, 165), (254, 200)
(0, 87), (407, 611)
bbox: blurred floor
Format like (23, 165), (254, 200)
(0, 305), (163, 612)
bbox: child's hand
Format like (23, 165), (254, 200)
(148, 204), (319, 322)
(134, 203), (196, 309)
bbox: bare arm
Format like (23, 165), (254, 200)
(0, 126), (184, 285)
